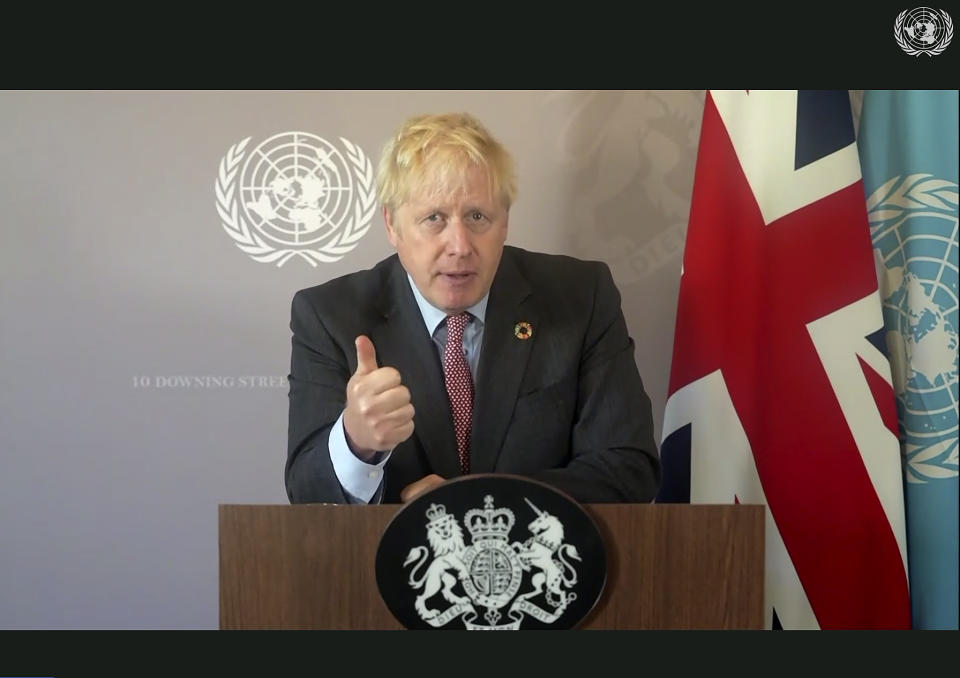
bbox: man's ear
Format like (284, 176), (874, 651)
(383, 206), (399, 248)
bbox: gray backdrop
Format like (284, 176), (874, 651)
(0, 90), (706, 628)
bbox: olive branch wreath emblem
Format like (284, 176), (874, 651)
(215, 135), (376, 267)
(894, 8), (953, 56)
(866, 173), (959, 482)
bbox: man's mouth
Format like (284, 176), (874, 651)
(437, 271), (476, 287)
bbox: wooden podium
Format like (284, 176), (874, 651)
(219, 503), (764, 630)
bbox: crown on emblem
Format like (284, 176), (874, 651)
(425, 503), (450, 524)
(465, 495), (515, 541)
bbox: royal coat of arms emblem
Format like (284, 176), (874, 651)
(376, 475), (606, 630)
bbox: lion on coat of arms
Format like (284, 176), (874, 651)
(403, 503), (471, 619)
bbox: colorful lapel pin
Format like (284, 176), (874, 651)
(514, 321), (533, 340)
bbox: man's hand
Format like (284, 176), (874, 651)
(343, 335), (415, 461)
(401, 474), (446, 503)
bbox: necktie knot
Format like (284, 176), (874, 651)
(446, 312), (470, 342)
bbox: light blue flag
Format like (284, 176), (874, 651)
(858, 90), (959, 630)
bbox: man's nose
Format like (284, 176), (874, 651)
(444, 219), (472, 255)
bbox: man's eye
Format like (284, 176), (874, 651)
(470, 211), (485, 221)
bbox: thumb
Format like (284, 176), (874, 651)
(354, 335), (378, 376)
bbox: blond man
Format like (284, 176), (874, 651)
(286, 113), (660, 504)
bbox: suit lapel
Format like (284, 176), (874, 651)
(471, 249), (535, 473)
(372, 259), (461, 480)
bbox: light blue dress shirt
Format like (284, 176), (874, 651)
(328, 273), (488, 503)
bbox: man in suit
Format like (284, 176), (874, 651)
(286, 113), (660, 505)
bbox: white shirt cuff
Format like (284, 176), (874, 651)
(329, 410), (391, 503)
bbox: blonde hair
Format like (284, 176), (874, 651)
(376, 112), (517, 215)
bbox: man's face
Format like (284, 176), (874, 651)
(385, 165), (508, 314)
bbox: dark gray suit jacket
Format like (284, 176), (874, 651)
(285, 246), (660, 504)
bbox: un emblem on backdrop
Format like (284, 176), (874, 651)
(895, 7), (953, 56)
(376, 475), (607, 630)
(869, 174), (959, 483)
(215, 132), (376, 267)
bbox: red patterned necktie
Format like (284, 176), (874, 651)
(443, 312), (473, 475)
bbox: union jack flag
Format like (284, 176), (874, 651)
(657, 90), (912, 629)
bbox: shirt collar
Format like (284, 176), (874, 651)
(406, 273), (489, 337)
